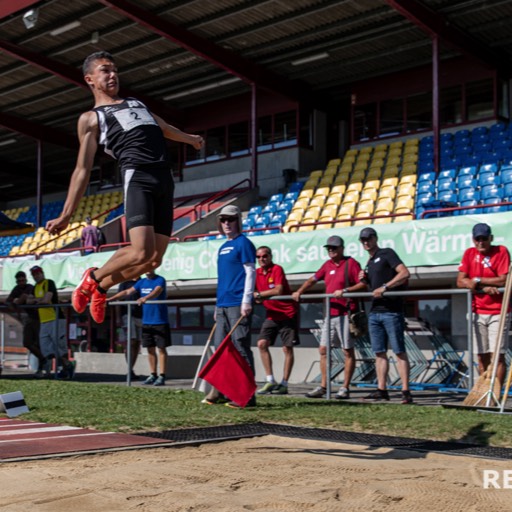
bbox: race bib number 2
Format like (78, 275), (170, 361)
(113, 108), (157, 131)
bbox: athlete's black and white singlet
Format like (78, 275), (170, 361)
(94, 98), (174, 236)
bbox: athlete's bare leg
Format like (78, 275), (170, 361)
(93, 227), (170, 290)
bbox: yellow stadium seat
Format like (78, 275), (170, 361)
(331, 184), (346, 195)
(369, 159), (384, 170)
(388, 147), (402, 158)
(378, 186), (396, 200)
(304, 207), (321, 221)
(310, 170), (324, 180)
(403, 153), (418, 164)
(319, 176), (334, 187)
(357, 199), (375, 214)
(310, 196), (326, 208)
(343, 191), (360, 204)
(304, 178), (319, 190)
(298, 189), (314, 200)
(359, 146), (373, 154)
(346, 182), (363, 193)
(334, 173), (350, 185)
(381, 177), (398, 188)
(324, 166), (338, 177)
(394, 211), (414, 222)
(287, 210), (303, 223)
(339, 203), (356, 216)
(363, 179), (380, 191)
(350, 170), (365, 183)
(383, 166), (399, 178)
(375, 199), (394, 213)
(354, 161), (369, 173)
(322, 204), (339, 218)
(375, 143), (388, 152)
(397, 184), (416, 199)
(9, 246), (20, 256)
(395, 197), (414, 211)
(345, 149), (358, 157)
(298, 224), (315, 232)
(360, 189), (377, 202)
(334, 213), (352, 228)
(316, 216), (334, 229)
(403, 145), (418, 155)
(352, 217), (372, 226)
(400, 173), (417, 185)
(342, 155), (356, 165)
(327, 158), (342, 167)
(374, 214), (392, 224)
(365, 169), (382, 181)
(401, 163), (417, 175)
(314, 186), (330, 198)
(325, 195), (342, 208)
(386, 156), (401, 167)
(356, 152), (371, 162)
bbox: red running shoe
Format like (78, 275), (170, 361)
(72, 267), (99, 314)
(90, 289), (107, 324)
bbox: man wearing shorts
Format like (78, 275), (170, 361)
(351, 228), (412, 404)
(292, 235), (362, 399)
(134, 270), (170, 386)
(254, 246), (299, 395)
(26, 266), (75, 379)
(457, 223), (510, 387)
(46, 51), (204, 324)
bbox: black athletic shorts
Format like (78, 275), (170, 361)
(258, 317), (300, 347)
(123, 167), (174, 236)
(141, 324), (172, 349)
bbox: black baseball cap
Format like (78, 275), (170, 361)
(324, 235), (344, 248)
(472, 223), (491, 238)
(359, 227), (377, 239)
(30, 265), (43, 274)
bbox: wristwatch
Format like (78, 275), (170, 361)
(382, 283), (388, 291)
(473, 277), (481, 284)
(342, 288), (349, 294)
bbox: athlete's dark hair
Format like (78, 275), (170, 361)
(82, 51), (115, 75)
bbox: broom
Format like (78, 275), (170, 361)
(191, 323), (216, 391)
(463, 265), (512, 407)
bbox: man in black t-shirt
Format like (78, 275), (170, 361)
(351, 228), (413, 404)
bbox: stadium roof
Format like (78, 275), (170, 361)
(1, 0), (512, 202)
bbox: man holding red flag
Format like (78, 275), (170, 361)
(201, 205), (257, 408)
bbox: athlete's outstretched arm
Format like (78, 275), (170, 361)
(46, 112), (99, 234)
(153, 113), (204, 150)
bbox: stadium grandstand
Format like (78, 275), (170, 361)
(1, 0), (512, 384)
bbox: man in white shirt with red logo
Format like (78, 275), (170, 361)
(457, 222), (510, 387)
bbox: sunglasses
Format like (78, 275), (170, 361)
(220, 217), (237, 223)
(474, 236), (490, 242)
(359, 237), (373, 243)
(326, 246), (340, 251)
(256, 254), (270, 259)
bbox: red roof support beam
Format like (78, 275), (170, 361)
(0, 112), (78, 149)
(0, 0), (40, 20)
(99, 0), (310, 102)
(0, 39), (184, 123)
(385, 0), (510, 72)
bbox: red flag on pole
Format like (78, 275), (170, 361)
(199, 333), (256, 407)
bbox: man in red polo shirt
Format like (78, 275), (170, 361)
(254, 246), (299, 395)
(457, 222), (510, 387)
(292, 235), (362, 399)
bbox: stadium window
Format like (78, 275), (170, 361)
(228, 121), (250, 157)
(353, 103), (377, 142)
(466, 78), (494, 121)
(179, 306), (201, 327)
(205, 126), (226, 161)
(440, 85), (462, 125)
(380, 98), (404, 136)
(168, 306), (177, 329)
(257, 115), (273, 151)
(274, 111), (297, 148)
(299, 302), (323, 329)
(406, 91), (432, 132)
(203, 305), (215, 328)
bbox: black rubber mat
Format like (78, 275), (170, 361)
(138, 422), (512, 461)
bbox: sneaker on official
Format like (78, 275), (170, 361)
(305, 386), (326, 398)
(225, 396), (257, 408)
(257, 382), (277, 395)
(153, 375), (165, 386)
(335, 387), (350, 399)
(90, 289), (107, 324)
(364, 389), (390, 401)
(143, 374), (157, 385)
(72, 267), (99, 314)
(401, 390), (413, 404)
(272, 384), (288, 395)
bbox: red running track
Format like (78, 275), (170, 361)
(0, 418), (169, 460)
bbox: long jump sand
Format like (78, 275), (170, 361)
(0, 434), (510, 511)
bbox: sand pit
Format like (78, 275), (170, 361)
(0, 434), (511, 511)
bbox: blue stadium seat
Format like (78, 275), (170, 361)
(457, 165), (477, 177)
(458, 188), (480, 202)
(284, 191), (299, 202)
(454, 129), (470, 139)
(417, 182), (435, 195)
(262, 203), (277, 214)
(420, 135), (434, 145)
(460, 199), (479, 215)
(257, 213), (272, 225)
(438, 168), (456, 180)
(484, 197), (507, 214)
(457, 176), (477, 190)
(454, 136), (471, 147)
(288, 182), (303, 193)
(440, 132), (453, 141)
(438, 191), (457, 203)
(474, 142), (492, 153)
(478, 172), (500, 187)
(416, 193), (435, 207)
(242, 218), (254, 229)
(264, 228), (281, 234)
(501, 166), (512, 180)
(249, 205), (262, 216)
(440, 139), (453, 148)
(437, 179), (456, 192)
(503, 183), (512, 197)
(418, 171), (436, 182)
(247, 230), (264, 237)
(278, 200), (295, 213)
(489, 121), (507, 133)
(462, 154), (481, 167)
(481, 185), (502, 200)
(492, 139), (512, 151)
(269, 193), (283, 204)
(418, 161), (435, 173)
(472, 126), (488, 136)
(454, 144), (472, 156)
(479, 163), (498, 174)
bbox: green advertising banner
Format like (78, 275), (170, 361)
(2, 211), (511, 290)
